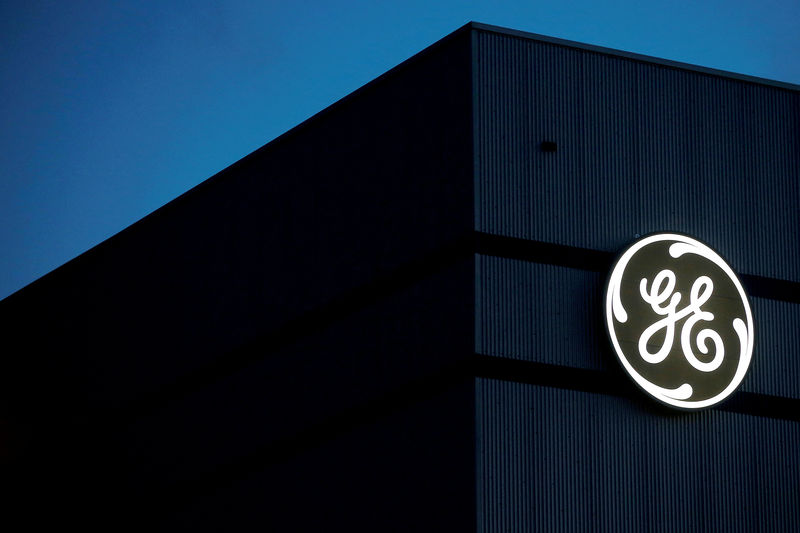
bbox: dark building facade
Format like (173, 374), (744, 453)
(1, 22), (798, 530)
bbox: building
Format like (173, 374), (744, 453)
(1, 22), (798, 531)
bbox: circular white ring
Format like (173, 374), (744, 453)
(604, 233), (754, 409)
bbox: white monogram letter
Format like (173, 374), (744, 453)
(638, 270), (724, 372)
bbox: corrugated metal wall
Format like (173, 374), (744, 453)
(474, 29), (800, 281)
(477, 379), (800, 532)
(473, 26), (800, 531)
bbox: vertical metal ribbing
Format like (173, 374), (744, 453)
(472, 26), (799, 532)
(476, 255), (606, 370)
(474, 30), (800, 282)
(477, 379), (800, 532)
(739, 296), (800, 398)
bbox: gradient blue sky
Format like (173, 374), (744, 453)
(1, 1), (798, 300)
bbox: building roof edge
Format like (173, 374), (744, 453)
(468, 21), (800, 92)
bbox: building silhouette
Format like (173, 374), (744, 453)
(1, 22), (798, 531)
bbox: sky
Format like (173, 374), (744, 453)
(1, 0), (798, 300)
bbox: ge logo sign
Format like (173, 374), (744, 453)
(603, 233), (754, 410)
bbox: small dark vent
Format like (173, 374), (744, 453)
(540, 140), (557, 152)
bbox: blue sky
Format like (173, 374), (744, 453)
(1, 0), (798, 300)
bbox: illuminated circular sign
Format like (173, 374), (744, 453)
(603, 233), (754, 410)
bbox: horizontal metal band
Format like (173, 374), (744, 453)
(471, 353), (800, 422)
(474, 231), (800, 304)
